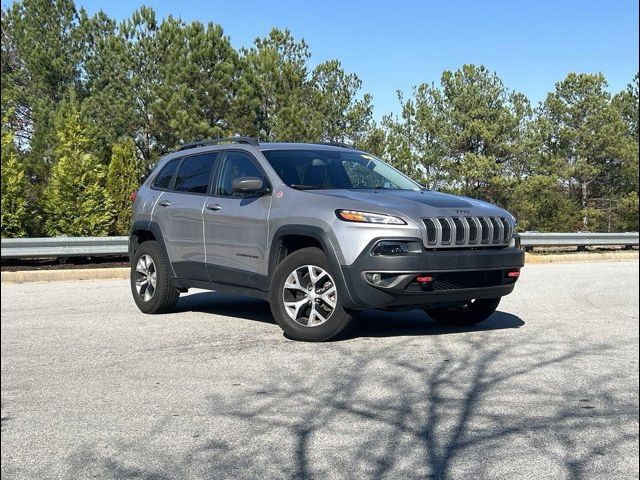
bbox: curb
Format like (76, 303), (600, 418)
(1, 267), (129, 284)
(1, 251), (637, 284)
(524, 251), (638, 264)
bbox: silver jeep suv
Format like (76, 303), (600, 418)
(130, 137), (524, 341)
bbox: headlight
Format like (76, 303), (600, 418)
(336, 210), (406, 225)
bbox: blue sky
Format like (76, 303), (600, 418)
(13, 0), (640, 119)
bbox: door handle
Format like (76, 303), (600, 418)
(158, 200), (171, 207)
(206, 203), (222, 211)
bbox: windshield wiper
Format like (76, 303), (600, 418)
(289, 184), (325, 190)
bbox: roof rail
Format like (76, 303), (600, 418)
(178, 136), (259, 151)
(316, 141), (357, 150)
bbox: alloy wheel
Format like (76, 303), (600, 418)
(135, 254), (157, 302)
(282, 265), (337, 327)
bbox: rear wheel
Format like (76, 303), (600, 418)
(270, 247), (354, 341)
(131, 240), (180, 314)
(425, 298), (501, 326)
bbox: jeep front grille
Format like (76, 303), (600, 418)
(422, 216), (512, 248)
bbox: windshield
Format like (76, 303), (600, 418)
(262, 149), (421, 190)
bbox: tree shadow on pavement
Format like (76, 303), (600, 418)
(199, 337), (636, 480)
(65, 329), (638, 480)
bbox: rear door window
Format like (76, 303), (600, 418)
(173, 153), (217, 194)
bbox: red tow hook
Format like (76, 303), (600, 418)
(506, 269), (520, 279)
(416, 275), (434, 284)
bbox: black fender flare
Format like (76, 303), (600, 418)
(129, 221), (175, 278)
(268, 225), (359, 308)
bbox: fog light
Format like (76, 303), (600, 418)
(371, 241), (409, 256)
(371, 273), (382, 284)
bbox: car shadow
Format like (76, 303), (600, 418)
(345, 309), (524, 339)
(173, 291), (276, 325)
(173, 291), (525, 339)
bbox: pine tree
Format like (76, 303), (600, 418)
(237, 28), (314, 141)
(383, 65), (532, 199)
(1, 125), (30, 237)
(541, 73), (635, 230)
(42, 108), (112, 236)
(612, 74), (640, 231)
(310, 60), (373, 143)
(1, 0), (82, 183)
(107, 138), (142, 235)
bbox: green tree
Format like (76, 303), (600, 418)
(614, 73), (639, 139)
(378, 90), (445, 187)
(81, 8), (241, 166)
(236, 38), (374, 143)
(383, 65), (532, 202)
(75, 9), (129, 164)
(107, 138), (142, 235)
(611, 74), (639, 231)
(154, 17), (239, 145)
(237, 28), (317, 141)
(508, 175), (580, 232)
(541, 73), (636, 230)
(42, 107), (112, 236)
(1, 0), (82, 182)
(1, 123), (30, 237)
(310, 60), (373, 143)
(356, 123), (387, 158)
(615, 192), (639, 232)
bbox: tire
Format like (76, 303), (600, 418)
(130, 240), (180, 314)
(269, 247), (354, 341)
(425, 297), (501, 326)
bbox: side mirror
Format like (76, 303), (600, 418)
(232, 177), (269, 195)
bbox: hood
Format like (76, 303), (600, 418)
(305, 189), (511, 220)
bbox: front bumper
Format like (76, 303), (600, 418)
(339, 243), (525, 309)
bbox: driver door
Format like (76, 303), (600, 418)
(203, 150), (272, 288)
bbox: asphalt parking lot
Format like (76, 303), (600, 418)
(1, 260), (639, 480)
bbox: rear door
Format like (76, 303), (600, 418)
(203, 150), (272, 288)
(152, 152), (218, 281)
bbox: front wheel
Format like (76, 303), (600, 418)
(269, 247), (354, 341)
(425, 298), (501, 326)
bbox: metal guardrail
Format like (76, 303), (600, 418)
(0, 232), (638, 259)
(0, 236), (129, 259)
(520, 232), (639, 247)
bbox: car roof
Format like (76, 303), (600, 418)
(157, 142), (363, 167)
